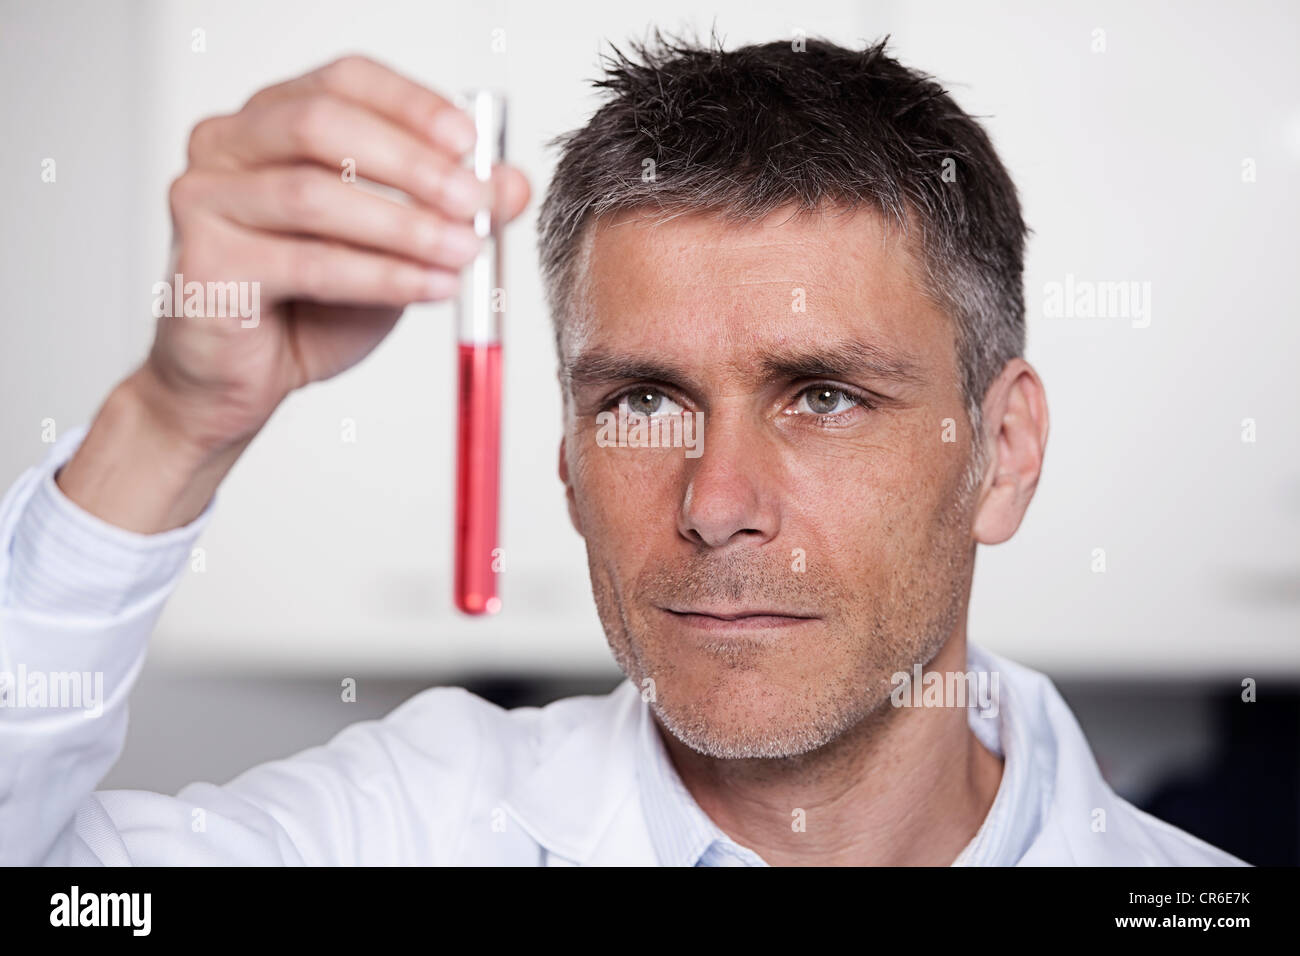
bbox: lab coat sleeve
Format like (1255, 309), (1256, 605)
(0, 424), (214, 864)
(1, 427), (490, 866)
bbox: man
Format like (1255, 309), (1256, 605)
(0, 35), (1244, 865)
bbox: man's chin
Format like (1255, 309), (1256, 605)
(652, 699), (843, 760)
(643, 663), (855, 760)
(620, 613), (869, 758)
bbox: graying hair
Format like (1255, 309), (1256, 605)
(537, 30), (1027, 485)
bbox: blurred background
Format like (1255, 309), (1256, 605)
(1, 0), (1296, 864)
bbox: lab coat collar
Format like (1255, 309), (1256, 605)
(499, 679), (653, 865)
(497, 648), (1058, 867)
(495, 644), (1220, 866)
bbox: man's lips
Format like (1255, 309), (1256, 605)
(659, 606), (820, 631)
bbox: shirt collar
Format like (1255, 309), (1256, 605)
(636, 641), (1047, 867)
(950, 642), (1046, 865)
(635, 693), (770, 866)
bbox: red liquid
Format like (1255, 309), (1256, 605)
(454, 342), (503, 615)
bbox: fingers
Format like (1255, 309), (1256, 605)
(176, 215), (461, 308)
(172, 54), (535, 311)
(193, 94), (491, 221)
(188, 55), (534, 229)
(180, 166), (485, 270)
(256, 230), (462, 306)
(245, 54), (478, 158)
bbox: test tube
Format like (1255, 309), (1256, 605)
(453, 89), (505, 616)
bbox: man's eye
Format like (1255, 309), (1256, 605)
(792, 386), (863, 416)
(617, 388), (685, 417)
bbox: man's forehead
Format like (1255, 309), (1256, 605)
(563, 201), (946, 379)
(585, 201), (914, 277)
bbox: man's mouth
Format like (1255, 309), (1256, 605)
(659, 606), (820, 632)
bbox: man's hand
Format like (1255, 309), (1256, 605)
(57, 55), (531, 532)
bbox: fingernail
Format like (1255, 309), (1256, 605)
(442, 169), (490, 218)
(431, 108), (476, 155)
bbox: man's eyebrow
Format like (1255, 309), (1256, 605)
(563, 353), (699, 393)
(563, 338), (925, 393)
(757, 339), (927, 387)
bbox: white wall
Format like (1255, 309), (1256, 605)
(2, 0), (1297, 677)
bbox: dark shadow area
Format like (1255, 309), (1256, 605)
(1139, 690), (1298, 866)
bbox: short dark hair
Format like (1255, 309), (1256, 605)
(537, 29), (1028, 438)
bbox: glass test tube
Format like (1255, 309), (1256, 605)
(453, 90), (505, 616)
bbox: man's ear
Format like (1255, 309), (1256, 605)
(558, 436), (584, 537)
(972, 358), (1050, 545)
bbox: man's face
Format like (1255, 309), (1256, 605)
(560, 204), (980, 759)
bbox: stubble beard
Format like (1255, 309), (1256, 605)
(586, 474), (979, 761)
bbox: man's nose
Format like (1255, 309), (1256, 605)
(677, 416), (780, 549)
